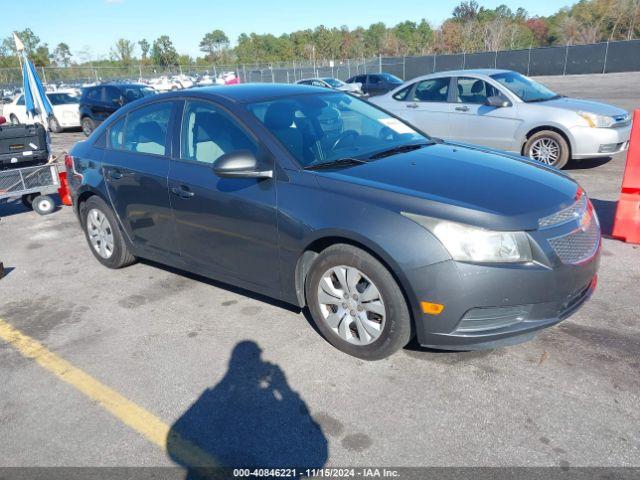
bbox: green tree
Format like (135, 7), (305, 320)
(199, 29), (229, 61)
(53, 42), (72, 67)
(33, 45), (51, 66)
(111, 38), (135, 66)
(151, 35), (178, 67)
(138, 39), (150, 60)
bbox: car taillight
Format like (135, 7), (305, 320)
(64, 154), (83, 180)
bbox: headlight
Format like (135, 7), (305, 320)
(577, 111), (614, 128)
(402, 213), (532, 263)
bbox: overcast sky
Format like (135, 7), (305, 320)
(1, 0), (576, 59)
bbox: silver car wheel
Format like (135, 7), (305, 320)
(317, 265), (386, 346)
(87, 208), (114, 259)
(529, 137), (560, 165)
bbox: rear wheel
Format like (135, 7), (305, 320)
(305, 244), (413, 360)
(9, 114), (19, 125)
(81, 117), (95, 136)
(80, 196), (136, 269)
(48, 116), (63, 133)
(524, 130), (570, 169)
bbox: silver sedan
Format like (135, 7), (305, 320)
(371, 69), (631, 168)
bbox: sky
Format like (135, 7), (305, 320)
(1, 0), (577, 60)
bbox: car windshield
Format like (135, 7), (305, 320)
(47, 93), (78, 105)
(490, 71), (559, 103)
(248, 92), (430, 168)
(322, 78), (345, 88)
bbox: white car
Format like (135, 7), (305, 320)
(173, 75), (195, 89)
(371, 69), (631, 168)
(3, 92), (81, 132)
(297, 77), (364, 96)
(197, 74), (215, 86)
(149, 76), (181, 93)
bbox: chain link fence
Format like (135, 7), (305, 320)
(1, 39), (640, 90)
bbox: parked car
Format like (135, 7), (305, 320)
(296, 77), (364, 96)
(371, 69), (631, 168)
(3, 92), (80, 132)
(346, 73), (403, 96)
(79, 83), (155, 136)
(173, 75), (195, 89)
(149, 76), (182, 93)
(66, 84), (600, 359)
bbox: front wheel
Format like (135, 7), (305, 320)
(80, 196), (136, 269)
(524, 130), (570, 169)
(305, 244), (413, 360)
(81, 117), (95, 136)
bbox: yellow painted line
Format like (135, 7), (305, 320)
(0, 317), (217, 467)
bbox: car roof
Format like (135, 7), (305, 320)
(185, 83), (332, 103)
(423, 68), (511, 77)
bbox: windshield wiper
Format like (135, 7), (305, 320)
(303, 157), (367, 170)
(368, 142), (433, 160)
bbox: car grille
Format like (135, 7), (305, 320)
(548, 212), (600, 264)
(539, 194), (587, 228)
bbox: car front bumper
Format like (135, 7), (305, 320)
(569, 124), (631, 159)
(406, 221), (601, 350)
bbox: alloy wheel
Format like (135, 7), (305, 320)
(86, 208), (114, 259)
(317, 265), (386, 346)
(529, 137), (560, 165)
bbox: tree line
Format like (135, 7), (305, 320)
(1, 0), (639, 70)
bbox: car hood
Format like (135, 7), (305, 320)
(314, 143), (580, 231)
(541, 97), (627, 117)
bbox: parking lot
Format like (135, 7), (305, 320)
(0, 73), (639, 471)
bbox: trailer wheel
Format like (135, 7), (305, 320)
(21, 193), (38, 209)
(32, 195), (55, 215)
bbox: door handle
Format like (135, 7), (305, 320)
(171, 186), (195, 199)
(406, 103), (419, 109)
(110, 170), (124, 180)
(455, 106), (470, 112)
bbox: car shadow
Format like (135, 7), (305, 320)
(590, 198), (618, 236)
(167, 340), (328, 479)
(565, 156), (613, 170)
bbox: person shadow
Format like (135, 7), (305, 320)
(167, 341), (328, 479)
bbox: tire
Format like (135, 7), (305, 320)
(32, 195), (55, 215)
(81, 117), (95, 136)
(80, 196), (136, 269)
(21, 193), (38, 209)
(10, 114), (20, 125)
(48, 116), (63, 133)
(524, 130), (570, 169)
(305, 244), (413, 360)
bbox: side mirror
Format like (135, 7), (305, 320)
(485, 95), (511, 108)
(213, 150), (273, 179)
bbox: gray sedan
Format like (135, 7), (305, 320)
(371, 69), (631, 168)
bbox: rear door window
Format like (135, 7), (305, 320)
(412, 77), (450, 102)
(393, 85), (412, 101)
(122, 102), (173, 156)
